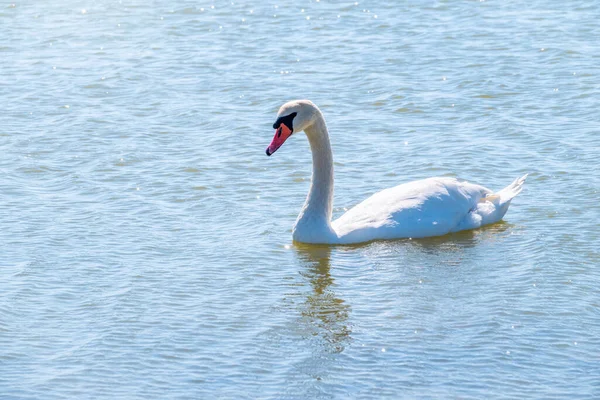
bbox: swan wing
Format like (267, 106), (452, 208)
(332, 177), (491, 243)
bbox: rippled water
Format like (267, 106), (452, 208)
(2, 0), (599, 398)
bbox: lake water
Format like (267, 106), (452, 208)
(1, 0), (599, 398)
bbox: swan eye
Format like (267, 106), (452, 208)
(272, 112), (297, 132)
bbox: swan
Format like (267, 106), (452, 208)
(266, 100), (527, 245)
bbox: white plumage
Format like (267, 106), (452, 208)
(266, 100), (527, 245)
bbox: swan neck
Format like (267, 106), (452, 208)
(304, 113), (334, 222)
(292, 110), (337, 244)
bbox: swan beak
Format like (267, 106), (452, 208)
(266, 124), (293, 156)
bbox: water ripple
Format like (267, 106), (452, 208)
(1, 0), (599, 398)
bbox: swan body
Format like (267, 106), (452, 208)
(266, 100), (527, 245)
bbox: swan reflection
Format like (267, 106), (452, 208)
(407, 221), (514, 253)
(294, 244), (351, 353)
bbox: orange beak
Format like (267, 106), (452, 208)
(266, 124), (293, 156)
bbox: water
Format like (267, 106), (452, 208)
(2, 0), (599, 398)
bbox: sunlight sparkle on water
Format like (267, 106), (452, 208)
(3, 1), (599, 398)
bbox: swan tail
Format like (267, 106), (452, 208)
(477, 174), (528, 225)
(495, 174), (528, 205)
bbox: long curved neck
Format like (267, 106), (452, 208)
(293, 111), (336, 242)
(305, 115), (334, 221)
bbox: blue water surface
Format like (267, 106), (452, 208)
(1, 0), (599, 398)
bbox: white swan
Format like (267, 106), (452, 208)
(266, 100), (527, 245)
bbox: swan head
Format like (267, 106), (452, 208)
(266, 100), (318, 156)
